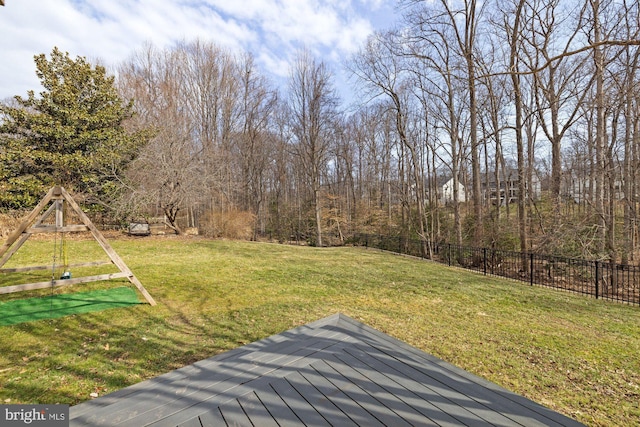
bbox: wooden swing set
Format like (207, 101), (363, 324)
(0, 186), (156, 305)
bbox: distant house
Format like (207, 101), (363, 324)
(482, 169), (540, 205)
(563, 173), (625, 203)
(564, 175), (588, 203)
(441, 178), (466, 204)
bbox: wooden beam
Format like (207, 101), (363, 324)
(1, 261), (112, 273)
(35, 202), (57, 225)
(125, 275), (156, 307)
(1, 202), (57, 269)
(0, 186), (56, 259)
(0, 233), (30, 269)
(55, 199), (63, 227)
(26, 225), (89, 234)
(0, 201), (61, 269)
(0, 272), (131, 294)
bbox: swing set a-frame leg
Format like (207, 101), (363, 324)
(58, 187), (156, 306)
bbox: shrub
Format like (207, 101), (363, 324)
(199, 209), (256, 240)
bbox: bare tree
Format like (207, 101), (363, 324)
(233, 53), (278, 237)
(476, 45), (512, 233)
(348, 103), (398, 234)
(127, 112), (206, 234)
(401, 0), (486, 245)
(117, 44), (208, 233)
(176, 40), (240, 213)
(350, 32), (431, 251)
(497, 0), (531, 265)
(402, 22), (468, 245)
(288, 48), (339, 246)
(590, 0), (616, 261)
(618, 0), (640, 263)
(522, 0), (591, 210)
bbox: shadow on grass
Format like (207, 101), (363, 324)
(0, 298), (308, 406)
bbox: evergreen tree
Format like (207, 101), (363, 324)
(0, 47), (147, 210)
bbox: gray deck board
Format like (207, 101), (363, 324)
(217, 397), (252, 426)
(311, 358), (415, 427)
(269, 376), (331, 426)
(188, 408), (225, 427)
(349, 340), (567, 427)
(284, 370), (360, 427)
(70, 313), (585, 427)
(297, 363), (386, 426)
(174, 416), (202, 427)
(322, 355), (439, 426)
(253, 387), (306, 427)
(68, 348), (254, 419)
(314, 361), (410, 426)
(340, 319), (578, 427)
(338, 345), (495, 426)
(338, 348), (504, 427)
(236, 391), (280, 427)
(332, 348), (452, 426)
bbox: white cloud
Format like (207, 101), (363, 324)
(0, 0), (396, 101)
(359, 0), (386, 9)
(205, 0), (380, 81)
(256, 50), (291, 79)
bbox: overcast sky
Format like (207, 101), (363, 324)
(0, 0), (399, 103)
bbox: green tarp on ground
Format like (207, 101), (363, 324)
(0, 287), (141, 326)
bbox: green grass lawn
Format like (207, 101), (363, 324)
(1, 236), (639, 426)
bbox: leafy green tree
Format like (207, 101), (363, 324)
(0, 47), (148, 211)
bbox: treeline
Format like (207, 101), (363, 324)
(2, 0), (640, 263)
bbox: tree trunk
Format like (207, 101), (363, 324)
(593, 0), (607, 258)
(508, 0), (529, 269)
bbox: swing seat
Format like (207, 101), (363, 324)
(128, 222), (150, 236)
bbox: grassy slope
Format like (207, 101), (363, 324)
(0, 237), (639, 426)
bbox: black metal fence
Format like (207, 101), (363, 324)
(353, 234), (640, 306)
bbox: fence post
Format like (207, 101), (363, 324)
(595, 261), (600, 299)
(448, 244), (451, 266)
(530, 253), (534, 286)
(483, 248), (487, 275)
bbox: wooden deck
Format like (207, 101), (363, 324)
(70, 314), (584, 426)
